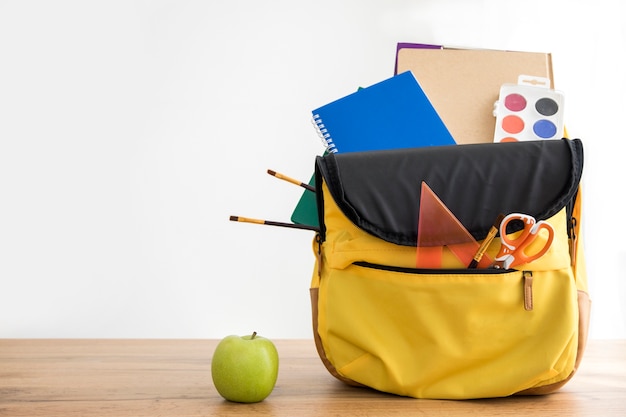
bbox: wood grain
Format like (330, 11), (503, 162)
(0, 339), (624, 416)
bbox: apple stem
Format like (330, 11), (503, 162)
(251, 331), (257, 340)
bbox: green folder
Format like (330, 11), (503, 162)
(290, 173), (318, 229)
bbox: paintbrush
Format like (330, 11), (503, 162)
(230, 215), (319, 232)
(267, 169), (316, 192)
(468, 213), (505, 269)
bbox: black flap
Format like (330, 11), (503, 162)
(315, 139), (584, 246)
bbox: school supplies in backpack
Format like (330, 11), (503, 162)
(310, 138), (588, 399)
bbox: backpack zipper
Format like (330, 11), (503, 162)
(354, 261), (534, 311)
(568, 216), (578, 268)
(353, 261), (510, 275)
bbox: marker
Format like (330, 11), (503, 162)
(267, 169), (316, 192)
(468, 213), (505, 269)
(230, 215), (319, 232)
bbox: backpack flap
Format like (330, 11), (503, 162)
(315, 138), (584, 247)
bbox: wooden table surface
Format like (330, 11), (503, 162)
(1, 339), (624, 417)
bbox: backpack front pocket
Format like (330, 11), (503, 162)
(315, 263), (579, 399)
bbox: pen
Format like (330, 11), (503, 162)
(230, 215), (320, 232)
(468, 213), (505, 269)
(267, 169), (316, 192)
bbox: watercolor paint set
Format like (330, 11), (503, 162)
(493, 75), (564, 143)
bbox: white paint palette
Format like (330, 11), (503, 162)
(493, 75), (565, 142)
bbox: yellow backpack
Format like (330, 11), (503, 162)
(310, 138), (588, 399)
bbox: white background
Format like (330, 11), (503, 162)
(1, 0), (624, 339)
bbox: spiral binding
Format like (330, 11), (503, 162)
(311, 114), (337, 153)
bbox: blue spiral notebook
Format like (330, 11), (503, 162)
(311, 71), (456, 153)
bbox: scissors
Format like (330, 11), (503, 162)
(492, 213), (554, 269)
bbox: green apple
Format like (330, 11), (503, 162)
(211, 332), (279, 403)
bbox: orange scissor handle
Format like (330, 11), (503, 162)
(494, 213), (555, 269)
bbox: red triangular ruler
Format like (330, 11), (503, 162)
(416, 182), (492, 268)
